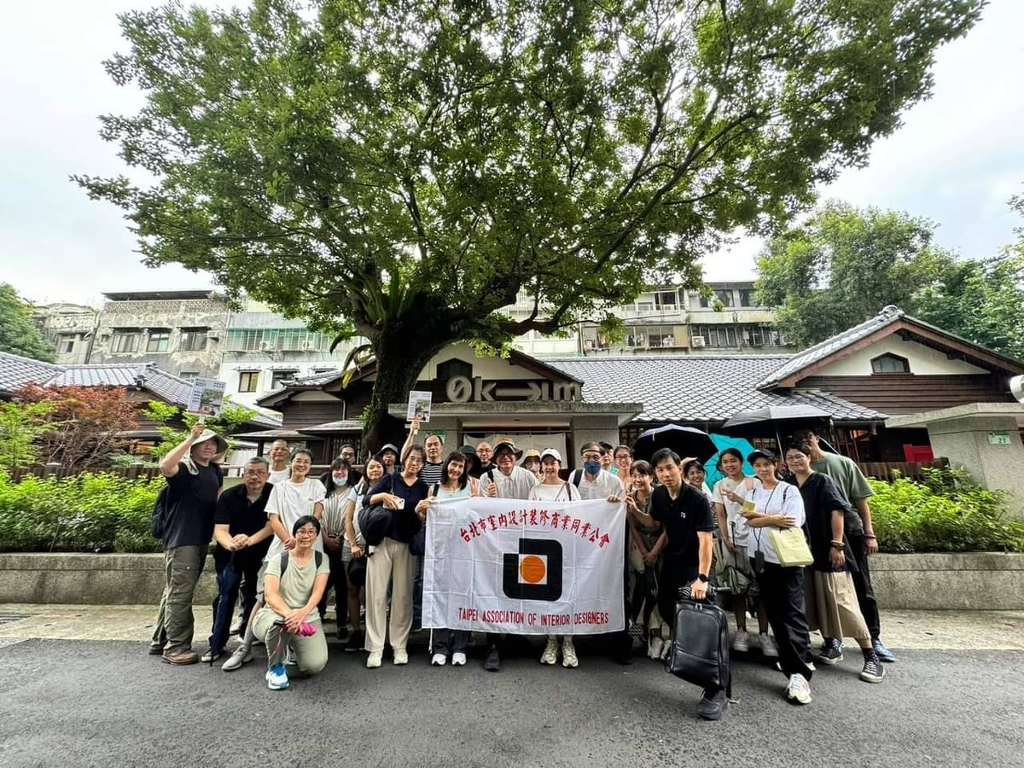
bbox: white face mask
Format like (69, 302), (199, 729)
(332, 475), (348, 486)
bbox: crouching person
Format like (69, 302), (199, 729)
(251, 516), (330, 690)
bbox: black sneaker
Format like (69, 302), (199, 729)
(336, 627), (351, 643)
(344, 631), (364, 654)
(860, 656), (886, 683)
(817, 639), (844, 666)
(484, 645), (501, 672)
(697, 688), (729, 721)
(873, 638), (898, 663)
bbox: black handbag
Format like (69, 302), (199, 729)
(665, 585), (731, 695)
(358, 474), (395, 546)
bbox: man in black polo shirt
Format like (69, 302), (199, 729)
(630, 447), (725, 720)
(203, 456), (275, 663)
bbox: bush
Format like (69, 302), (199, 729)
(0, 470), (163, 553)
(869, 467), (1024, 554)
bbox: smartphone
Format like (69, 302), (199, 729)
(396, 498), (406, 510)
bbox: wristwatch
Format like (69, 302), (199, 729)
(697, 573), (709, 583)
(831, 541), (845, 551)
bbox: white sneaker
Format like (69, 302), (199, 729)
(200, 649), (223, 663)
(540, 637), (558, 665)
(561, 638), (578, 668)
(265, 664), (289, 690)
(759, 632), (779, 659)
(393, 649), (408, 665)
(366, 651), (382, 669)
(221, 646), (253, 672)
(732, 629), (750, 653)
(431, 653), (447, 666)
(452, 652), (467, 666)
(786, 674), (812, 705)
(649, 637), (664, 660)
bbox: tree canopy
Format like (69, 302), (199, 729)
(0, 284), (57, 363)
(755, 198), (1024, 359)
(76, 0), (983, 446)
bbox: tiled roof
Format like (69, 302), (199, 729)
(756, 305), (906, 389)
(0, 351), (61, 396)
(0, 356), (279, 428)
(546, 355), (886, 423)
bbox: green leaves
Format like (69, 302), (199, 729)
(0, 471), (163, 553)
(0, 284), (57, 363)
(869, 468), (1024, 554)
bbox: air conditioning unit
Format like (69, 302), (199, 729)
(207, 332), (219, 341)
(691, 336), (706, 348)
(302, 340), (317, 352)
(258, 340), (271, 352)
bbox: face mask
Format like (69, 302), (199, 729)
(584, 460), (601, 475)
(333, 475), (348, 486)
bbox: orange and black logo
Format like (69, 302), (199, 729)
(502, 538), (562, 601)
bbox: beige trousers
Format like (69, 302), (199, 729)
(364, 537), (415, 653)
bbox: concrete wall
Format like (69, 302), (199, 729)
(870, 553), (1024, 610)
(0, 553), (217, 606)
(4, 552), (1021, 609)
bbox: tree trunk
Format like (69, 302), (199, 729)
(359, 323), (451, 457)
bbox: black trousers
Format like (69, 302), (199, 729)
(209, 554), (261, 654)
(847, 533), (881, 640)
(318, 547), (348, 629)
(659, 559), (723, 695)
(434, 629), (470, 656)
(755, 561), (813, 680)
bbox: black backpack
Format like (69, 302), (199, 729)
(666, 585), (731, 695)
(151, 485), (169, 539)
(279, 551), (324, 572)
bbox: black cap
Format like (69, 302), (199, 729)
(747, 448), (777, 464)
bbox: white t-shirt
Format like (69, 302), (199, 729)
(268, 467), (291, 485)
(264, 478), (328, 561)
(712, 476), (752, 547)
(529, 482), (582, 502)
(736, 479), (805, 565)
(484, 465), (539, 500)
(573, 468), (624, 501)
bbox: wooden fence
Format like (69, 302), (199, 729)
(856, 459), (950, 482)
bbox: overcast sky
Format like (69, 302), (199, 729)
(2, 1), (1022, 307)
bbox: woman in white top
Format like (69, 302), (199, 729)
(712, 448), (773, 656)
(265, 449), (328, 563)
(318, 457), (356, 638)
(528, 449), (582, 669)
(683, 459), (717, 505)
(422, 451), (479, 667)
(738, 449), (815, 706)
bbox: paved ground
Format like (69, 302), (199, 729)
(1, 608), (1022, 768)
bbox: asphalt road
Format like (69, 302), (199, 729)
(1, 638), (1021, 768)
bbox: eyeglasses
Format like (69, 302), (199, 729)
(243, 470), (267, 478)
(295, 528), (318, 537)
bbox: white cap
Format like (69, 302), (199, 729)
(540, 448), (563, 463)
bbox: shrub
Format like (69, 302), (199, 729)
(869, 467), (1024, 554)
(0, 470), (163, 553)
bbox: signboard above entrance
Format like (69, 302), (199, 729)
(445, 375), (582, 404)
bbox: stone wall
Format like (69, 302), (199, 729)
(2, 552), (1022, 609)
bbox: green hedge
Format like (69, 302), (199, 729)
(1, 467), (1022, 555)
(869, 468), (1024, 553)
(0, 471), (163, 553)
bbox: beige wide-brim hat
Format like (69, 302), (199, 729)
(194, 429), (229, 455)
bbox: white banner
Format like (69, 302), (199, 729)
(422, 497), (625, 635)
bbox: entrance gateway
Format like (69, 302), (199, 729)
(383, 344), (642, 460)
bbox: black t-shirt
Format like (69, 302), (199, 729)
(162, 461), (222, 550)
(649, 483), (716, 571)
(789, 473), (857, 573)
(212, 482), (273, 566)
(471, 461), (493, 480)
(363, 470), (428, 544)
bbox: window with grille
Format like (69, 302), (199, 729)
(111, 330), (140, 353)
(238, 371), (260, 392)
(146, 330), (170, 353)
(179, 329), (208, 352)
(871, 353), (910, 374)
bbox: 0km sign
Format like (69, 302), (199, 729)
(444, 375), (582, 403)
(421, 497), (625, 636)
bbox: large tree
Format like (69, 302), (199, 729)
(76, 0), (982, 447)
(0, 284), (57, 363)
(756, 198), (1024, 358)
(755, 201), (958, 346)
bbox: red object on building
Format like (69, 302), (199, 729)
(903, 444), (934, 463)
